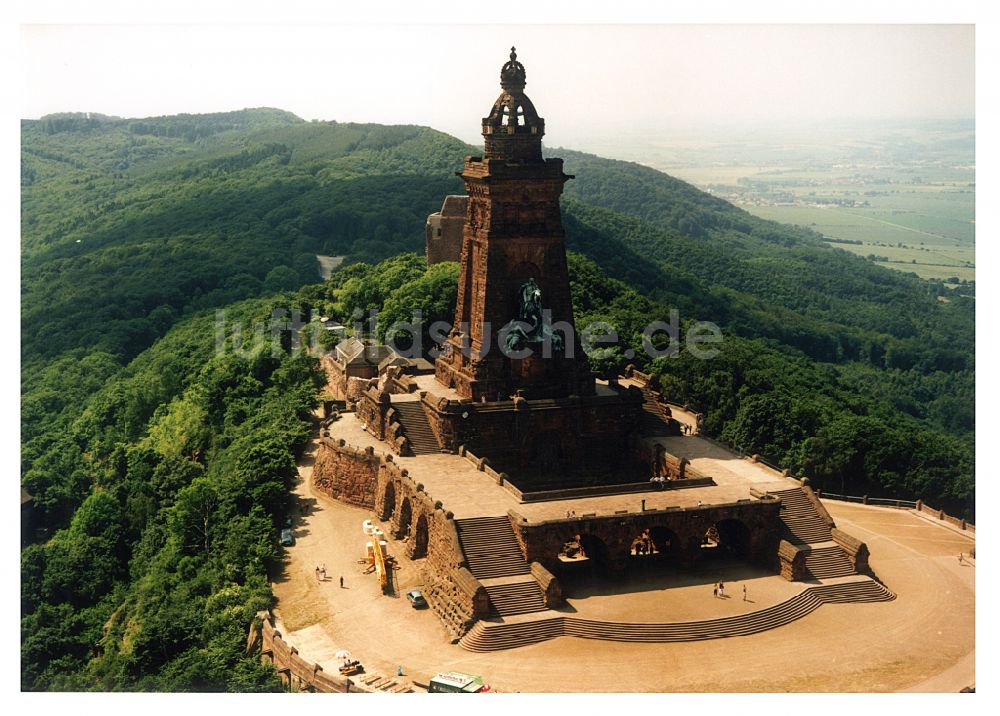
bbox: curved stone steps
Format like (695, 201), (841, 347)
(459, 579), (894, 652)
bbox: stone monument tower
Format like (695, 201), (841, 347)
(435, 48), (596, 401)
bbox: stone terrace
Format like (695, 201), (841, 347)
(274, 451), (975, 692)
(326, 411), (795, 521)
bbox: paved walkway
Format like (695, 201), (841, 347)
(271, 431), (975, 692)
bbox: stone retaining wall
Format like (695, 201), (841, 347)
(421, 389), (646, 485)
(777, 540), (808, 580)
(247, 611), (351, 692)
(503, 476), (715, 503)
(312, 439), (379, 508)
(311, 437), (489, 639)
(531, 561), (564, 607)
(832, 527), (870, 573)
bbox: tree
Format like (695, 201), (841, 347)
(262, 266), (300, 294)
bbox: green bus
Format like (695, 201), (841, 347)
(428, 672), (487, 693)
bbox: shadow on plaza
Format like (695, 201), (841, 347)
(556, 555), (774, 607)
(653, 434), (754, 465)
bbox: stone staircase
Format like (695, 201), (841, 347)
(804, 544), (857, 579)
(479, 579), (547, 616)
(772, 487), (834, 544)
(455, 517), (531, 579)
(454, 516), (547, 617)
(639, 387), (672, 436)
(459, 578), (895, 652)
(391, 400), (441, 455)
(771, 486), (860, 581)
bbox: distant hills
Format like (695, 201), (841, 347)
(21, 107), (972, 503)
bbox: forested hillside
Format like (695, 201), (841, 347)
(21, 109), (973, 688)
(22, 294), (324, 690)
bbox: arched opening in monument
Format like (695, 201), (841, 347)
(559, 533), (612, 578)
(701, 518), (751, 560)
(412, 512), (429, 558)
(501, 105), (511, 126)
(628, 526), (681, 573)
(629, 528), (655, 558)
(381, 481), (396, 521)
(650, 525), (681, 559)
(397, 497), (412, 539)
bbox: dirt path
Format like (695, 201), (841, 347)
(316, 254), (345, 280)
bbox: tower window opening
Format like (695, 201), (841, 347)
(516, 106), (525, 126)
(501, 106), (510, 127)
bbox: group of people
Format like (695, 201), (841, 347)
(648, 475), (669, 489)
(713, 581), (750, 601)
(314, 565), (346, 588)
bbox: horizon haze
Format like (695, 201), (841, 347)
(21, 24), (974, 149)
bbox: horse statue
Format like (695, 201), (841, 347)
(503, 278), (564, 353)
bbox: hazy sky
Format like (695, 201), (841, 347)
(20, 23), (973, 146)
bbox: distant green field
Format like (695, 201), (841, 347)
(743, 204), (974, 281)
(666, 158), (975, 283)
(663, 164), (784, 184)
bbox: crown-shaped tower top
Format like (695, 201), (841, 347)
(482, 47), (545, 162)
(500, 46), (526, 90)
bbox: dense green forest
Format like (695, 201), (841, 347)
(21, 295), (324, 690)
(21, 108), (973, 690)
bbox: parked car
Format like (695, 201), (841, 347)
(406, 589), (427, 608)
(280, 528), (295, 546)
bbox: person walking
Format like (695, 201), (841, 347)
(315, 566), (320, 581)
(742, 584), (747, 602)
(958, 553), (964, 565)
(713, 585), (718, 598)
(340, 575), (344, 588)
(320, 563), (327, 580)
(719, 581), (725, 598)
